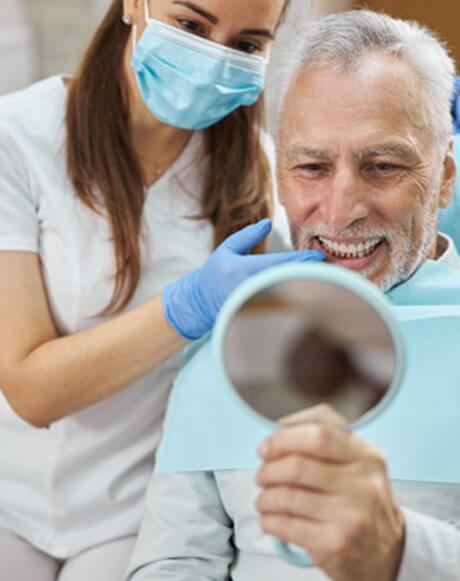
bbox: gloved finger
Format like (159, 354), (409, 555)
(223, 219), (272, 255)
(244, 249), (325, 274)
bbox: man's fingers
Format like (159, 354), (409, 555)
(256, 453), (344, 492)
(258, 422), (358, 464)
(278, 403), (348, 429)
(256, 485), (337, 522)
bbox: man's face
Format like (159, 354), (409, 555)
(278, 55), (454, 290)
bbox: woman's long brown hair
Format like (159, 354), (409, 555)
(66, 0), (290, 315)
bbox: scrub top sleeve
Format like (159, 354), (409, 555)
(0, 126), (39, 252)
(396, 508), (460, 581)
(125, 472), (234, 580)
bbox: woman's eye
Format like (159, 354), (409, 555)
(177, 19), (204, 35)
(234, 40), (260, 54)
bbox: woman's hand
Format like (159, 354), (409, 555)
(162, 219), (324, 340)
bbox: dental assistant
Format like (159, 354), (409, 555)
(0, 0), (324, 579)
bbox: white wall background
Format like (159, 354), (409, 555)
(266, 0), (353, 130)
(0, 0), (37, 94)
(0, 0), (352, 124)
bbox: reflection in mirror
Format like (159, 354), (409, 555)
(224, 279), (396, 425)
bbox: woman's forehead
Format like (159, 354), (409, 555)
(164, 0), (286, 28)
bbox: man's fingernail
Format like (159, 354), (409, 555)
(258, 440), (269, 457)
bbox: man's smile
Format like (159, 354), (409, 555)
(311, 235), (386, 272)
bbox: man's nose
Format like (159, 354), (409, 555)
(321, 167), (370, 228)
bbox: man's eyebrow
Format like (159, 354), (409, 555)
(286, 146), (334, 162)
(172, 1), (218, 25)
(356, 144), (416, 162)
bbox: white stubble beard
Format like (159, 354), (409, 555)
(290, 186), (439, 292)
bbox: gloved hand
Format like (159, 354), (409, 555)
(162, 219), (325, 340)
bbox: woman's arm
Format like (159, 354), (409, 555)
(0, 251), (186, 427)
(126, 472), (234, 581)
(0, 225), (323, 427)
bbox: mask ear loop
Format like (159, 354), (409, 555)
(132, 0), (151, 53)
(263, 46), (272, 65)
(144, 0), (150, 22)
(132, 24), (138, 54)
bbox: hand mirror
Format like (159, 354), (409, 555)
(214, 262), (406, 567)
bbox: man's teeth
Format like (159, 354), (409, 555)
(317, 236), (382, 259)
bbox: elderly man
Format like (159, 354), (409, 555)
(126, 10), (460, 581)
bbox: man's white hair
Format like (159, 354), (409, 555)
(278, 10), (456, 154)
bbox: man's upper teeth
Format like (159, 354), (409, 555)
(318, 236), (381, 257)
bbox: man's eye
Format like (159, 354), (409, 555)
(370, 162), (400, 173)
(177, 19), (204, 35)
(234, 40), (261, 54)
(296, 163), (326, 173)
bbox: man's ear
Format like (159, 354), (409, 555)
(439, 140), (456, 209)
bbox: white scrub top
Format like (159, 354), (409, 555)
(0, 76), (289, 558)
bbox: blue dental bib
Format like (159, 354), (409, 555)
(156, 259), (460, 484)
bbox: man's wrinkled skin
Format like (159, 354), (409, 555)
(256, 54), (456, 581)
(278, 55), (455, 291)
(257, 404), (404, 581)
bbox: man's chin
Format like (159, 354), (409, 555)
(325, 251), (406, 293)
(365, 262), (414, 293)
(317, 242), (392, 286)
(296, 235), (413, 290)
(363, 270), (395, 292)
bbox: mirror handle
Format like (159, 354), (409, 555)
(272, 538), (314, 567)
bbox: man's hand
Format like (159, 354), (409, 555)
(256, 405), (405, 581)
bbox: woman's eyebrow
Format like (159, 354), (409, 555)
(239, 28), (274, 40)
(172, 1), (218, 25)
(172, 2), (274, 39)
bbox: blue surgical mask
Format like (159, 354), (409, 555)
(130, 0), (268, 130)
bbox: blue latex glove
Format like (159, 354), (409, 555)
(162, 219), (325, 340)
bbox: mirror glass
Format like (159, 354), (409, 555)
(223, 279), (396, 425)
